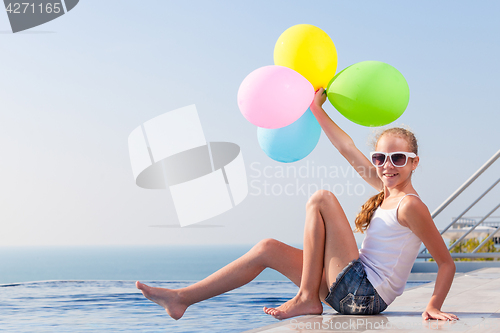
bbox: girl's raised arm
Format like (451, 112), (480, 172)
(310, 88), (382, 191)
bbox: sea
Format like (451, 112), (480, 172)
(0, 246), (429, 332)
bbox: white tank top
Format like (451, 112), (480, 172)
(358, 194), (422, 305)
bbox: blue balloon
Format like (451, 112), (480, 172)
(257, 108), (321, 163)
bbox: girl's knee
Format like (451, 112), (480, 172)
(307, 190), (338, 208)
(251, 239), (283, 268)
(253, 238), (281, 255)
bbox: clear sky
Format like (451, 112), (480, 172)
(1, 1), (499, 246)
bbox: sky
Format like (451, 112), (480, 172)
(1, 1), (499, 247)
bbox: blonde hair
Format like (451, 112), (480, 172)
(354, 127), (418, 233)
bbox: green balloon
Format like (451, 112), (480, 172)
(326, 61), (410, 127)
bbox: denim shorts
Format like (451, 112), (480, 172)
(324, 258), (387, 315)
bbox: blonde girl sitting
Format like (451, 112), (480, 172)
(137, 88), (458, 321)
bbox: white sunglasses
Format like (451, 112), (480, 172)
(370, 151), (417, 168)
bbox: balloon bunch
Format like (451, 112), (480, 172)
(238, 24), (409, 163)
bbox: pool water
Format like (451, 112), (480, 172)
(0, 280), (429, 332)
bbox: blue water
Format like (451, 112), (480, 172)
(0, 246), (429, 332)
(0, 280), (302, 332)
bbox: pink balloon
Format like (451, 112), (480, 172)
(237, 65), (314, 129)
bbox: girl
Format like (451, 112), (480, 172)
(136, 88), (458, 321)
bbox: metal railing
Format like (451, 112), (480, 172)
(417, 149), (500, 259)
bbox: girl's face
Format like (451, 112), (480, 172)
(375, 134), (419, 189)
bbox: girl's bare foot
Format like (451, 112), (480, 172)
(136, 281), (188, 320)
(263, 294), (323, 320)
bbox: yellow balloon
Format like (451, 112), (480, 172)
(274, 24), (338, 90)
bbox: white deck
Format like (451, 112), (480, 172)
(245, 268), (500, 332)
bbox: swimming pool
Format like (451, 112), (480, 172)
(0, 280), (298, 332)
(0, 246), (430, 332)
(0, 280), (429, 332)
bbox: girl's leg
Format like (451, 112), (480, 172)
(264, 190), (359, 319)
(136, 239), (304, 320)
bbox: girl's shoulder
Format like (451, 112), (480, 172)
(398, 194), (432, 227)
(398, 193), (426, 211)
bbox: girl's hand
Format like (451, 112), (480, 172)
(311, 87), (327, 110)
(422, 307), (459, 321)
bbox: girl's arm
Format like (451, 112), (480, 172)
(398, 197), (459, 321)
(310, 88), (382, 191)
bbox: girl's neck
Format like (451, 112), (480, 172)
(383, 180), (415, 200)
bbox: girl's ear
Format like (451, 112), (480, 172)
(412, 156), (420, 170)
